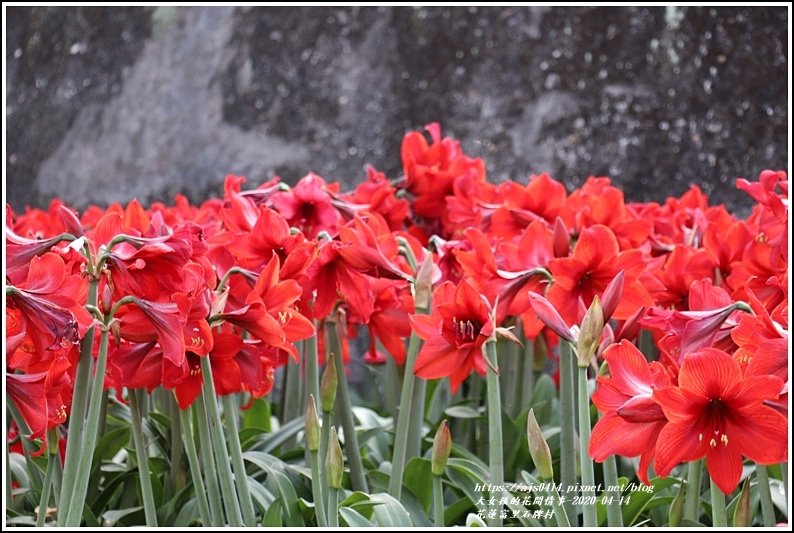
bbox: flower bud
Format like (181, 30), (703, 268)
(305, 395), (321, 452)
(58, 205), (84, 237)
(528, 292), (575, 343)
(577, 296), (604, 368)
(668, 477), (685, 527)
(413, 251), (434, 311)
(731, 477), (751, 527)
(553, 217), (570, 258)
(431, 420), (452, 476)
(325, 426), (344, 489)
(320, 355), (338, 413)
(100, 284), (114, 315)
(526, 409), (553, 480)
(600, 271), (624, 322)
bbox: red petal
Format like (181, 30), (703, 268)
(705, 440), (744, 495)
(603, 340), (655, 396)
(653, 422), (705, 478)
(726, 405), (788, 465)
(589, 412), (663, 461)
(678, 348), (741, 400)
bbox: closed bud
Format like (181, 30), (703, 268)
(325, 426), (344, 489)
(732, 477), (751, 527)
(304, 395), (320, 452)
(553, 217), (570, 258)
(58, 205), (84, 237)
(526, 409), (554, 480)
(431, 420), (452, 476)
(100, 284), (114, 315)
(577, 296), (604, 368)
(668, 479), (685, 527)
(413, 251), (434, 311)
(320, 354), (338, 413)
(600, 271), (624, 322)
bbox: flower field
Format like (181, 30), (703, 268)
(4, 123), (789, 527)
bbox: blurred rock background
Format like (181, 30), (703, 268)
(6, 6), (788, 212)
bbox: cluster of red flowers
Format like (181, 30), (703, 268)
(5, 123), (788, 493)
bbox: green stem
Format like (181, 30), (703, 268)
(546, 483), (572, 527)
(406, 377), (426, 459)
(310, 451), (328, 527)
(222, 394), (256, 526)
(58, 279), (98, 519)
(129, 390), (158, 526)
(504, 339), (519, 418)
(199, 357), (244, 526)
(6, 400), (43, 494)
(559, 341), (577, 525)
(6, 444), (12, 508)
(284, 356), (301, 424)
(433, 475), (445, 527)
(756, 464), (776, 527)
(63, 328), (109, 526)
(684, 460), (702, 522)
(710, 477), (727, 527)
(194, 397), (224, 526)
(484, 340), (504, 527)
(35, 429), (60, 527)
(520, 331), (535, 409)
(783, 461), (789, 514)
(385, 356), (400, 420)
(602, 454), (623, 526)
(388, 331), (424, 498)
(327, 487), (339, 527)
(305, 332), (321, 413)
(179, 406), (212, 526)
(168, 394), (184, 492)
(327, 322), (368, 492)
(577, 366), (596, 526)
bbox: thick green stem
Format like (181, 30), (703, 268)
(783, 462), (789, 514)
(63, 328), (109, 526)
(433, 475), (445, 527)
(310, 450), (328, 527)
(178, 406), (212, 526)
(318, 410), (332, 505)
(577, 366), (596, 526)
(222, 394), (256, 526)
(168, 393), (184, 493)
(283, 356), (301, 424)
(484, 340), (504, 527)
(305, 332), (321, 412)
(327, 322), (368, 492)
(35, 429), (60, 527)
(388, 331), (424, 498)
(546, 483), (572, 527)
(327, 487), (339, 527)
(756, 464), (776, 527)
(710, 477), (727, 527)
(7, 400), (43, 493)
(194, 397), (224, 526)
(520, 331), (535, 409)
(602, 454), (623, 526)
(406, 378), (426, 459)
(129, 390), (158, 526)
(684, 460), (702, 522)
(58, 279), (98, 519)
(199, 357), (244, 526)
(559, 341), (577, 524)
(504, 339), (519, 418)
(385, 356), (400, 420)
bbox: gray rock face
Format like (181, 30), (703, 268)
(6, 6), (788, 212)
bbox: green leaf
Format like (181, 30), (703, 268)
(262, 498), (283, 526)
(243, 398), (271, 432)
(403, 457), (434, 512)
(248, 476), (276, 514)
(370, 493), (413, 526)
(444, 404), (482, 419)
(174, 498), (201, 527)
(102, 507), (143, 526)
(444, 496), (474, 526)
(243, 452), (304, 526)
(339, 506), (373, 527)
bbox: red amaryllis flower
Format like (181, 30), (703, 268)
(547, 224), (653, 326)
(490, 173), (568, 238)
(649, 245), (716, 310)
(410, 280), (494, 393)
(117, 297), (189, 370)
(308, 239), (375, 321)
(341, 166), (410, 232)
(362, 279), (414, 365)
(270, 173), (341, 238)
(653, 348), (788, 494)
(589, 340), (670, 484)
(226, 206), (307, 272)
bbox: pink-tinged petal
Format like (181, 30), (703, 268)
(600, 270), (624, 322)
(592, 377), (631, 413)
(589, 412), (663, 461)
(729, 375), (786, 408)
(612, 280), (654, 321)
(409, 314), (441, 340)
(678, 348), (741, 400)
(527, 292), (575, 343)
(744, 339), (788, 380)
(413, 338), (463, 380)
(705, 441), (744, 495)
(281, 312), (315, 342)
(725, 406), (788, 465)
(654, 422), (705, 478)
(336, 266), (375, 322)
(653, 387), (708, 424)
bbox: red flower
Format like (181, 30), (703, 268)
(342, 166), (409, 231)
(362, 279), (414, 364)
(410, 280), (494, 393)
(491, 173), (567, 238)
(270, 173), (341, 238)
(649, 245), (716, 310)
(308, 240), (375, 321)
(653, 348), (787, 494)
(547, 224), (653, 326)
(589, 341), (670, 484)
